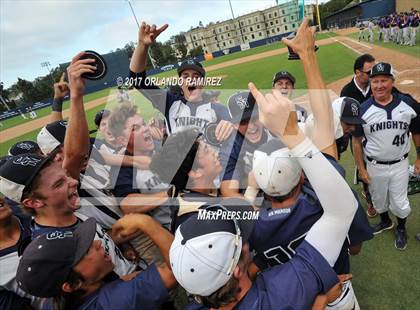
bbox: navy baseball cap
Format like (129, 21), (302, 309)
(0, 154), (50, 203)
(228, 91), (258, 123)
(170, 199), (256, 296)
(272, 71), (296, 86)
(8, 141), (40, 156)
(37, 120), (67, 155)
(16, 218), (97, 297)
(337, 97), (366, 125)
(94, 109), (110, 128)
(370, 62), (395, 78)
(177, 59), (206, 77)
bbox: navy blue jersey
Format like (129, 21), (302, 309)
(249, 156), (373, 274)
(41, 264), (168, 310)
(184, 241), (338, 310)
(220, 130), (272, 190)
(130, 70), (230, 134)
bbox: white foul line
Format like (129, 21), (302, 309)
(344, 38), (373, 49)
(334, 39), (363, 55)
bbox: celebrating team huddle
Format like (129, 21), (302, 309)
(1, 18), (419, 310)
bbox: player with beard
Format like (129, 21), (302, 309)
(219, 91), (274, 198)
(0, 196), (44, 309)
(129, 22), (234, 140)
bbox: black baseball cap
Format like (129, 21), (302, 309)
(16, 218), (97, 298)
(369, 62), (395, 78)
(0, 154), (51, 203)
(37, 120), (67, 155)
(177, 59), (206, 77)
(338, 97), (366, 125)
(228, 91), (258, 123)
(8, 141), (40, 156)
(79, 50), (107, 80)
(272, 71), (296, 86)
(94, 109), (111, 128)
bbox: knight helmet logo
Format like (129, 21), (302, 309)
(377, 63), (384, 72)
(351, 103), (358, 116)
(16, 142), (34, 150)
(235, 95), (249, 110)
(13, 156), (42, 167)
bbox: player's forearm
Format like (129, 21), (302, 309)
(120, 192), (168, 214)
(100, 152), (151, 170)
(136, 216), (174, 267)
(130, 43), (149, 73)
(301, 53), (335, 152)
(220, 180), (242, 198)
(352, 138), (366, 171)
(63, 95), (89, 179)
(292, 138), (357, 218)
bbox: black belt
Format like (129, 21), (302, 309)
(366, 153), (408, 165)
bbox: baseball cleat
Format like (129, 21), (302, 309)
(395, 228), (407, 250)
(372, 220), (394, 235)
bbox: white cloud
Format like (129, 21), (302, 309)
(0, 0), (295, 87)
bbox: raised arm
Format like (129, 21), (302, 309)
(249, 81), (358, 267)
(63, 52), (95, 179)
(112, 214), (176, 289)
(130, 22), (168, 73)
(50, 73), (69, 123)
(282, 19), (337, 159)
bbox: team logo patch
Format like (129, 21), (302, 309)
(16, 142), (34, 150)
(46, 231), (73, 240)
(59, 120), (68, 127)
(235, 95), (249, 110)
(13, 156), (42, 167)
(187, 59), (195, 65)
(351, 103), (358, 116)
(377, 63), (384, 72)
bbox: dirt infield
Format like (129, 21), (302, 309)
(2, 35), (419, 143)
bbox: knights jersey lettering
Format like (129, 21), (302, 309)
(354, 93), (419, 161)
(130, 70), (230, 134)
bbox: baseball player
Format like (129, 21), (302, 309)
(409, 11), (419, 46)
(272, 70), (307, 122)
(116, 86), (130, 103)
(219, 91), (274, 197)
(0, 196), (45, 309)
(129, 22), (233, 139)
(247, 139), (373, 309)
(353, 62), (420, 250)
(15, 215), (176, 309)
(367, 19), (375, 43)
(357, 20), (366, 41)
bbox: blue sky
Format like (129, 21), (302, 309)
(0, 0), (323, 88)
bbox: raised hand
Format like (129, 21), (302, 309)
(53, 72), (69, 100)
(282, 18), (316, 58)
(248, 82), (305, 149)
(138, 22), (169, 46)
(66, 52), (96, 98)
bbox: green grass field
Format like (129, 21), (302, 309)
(347, 31), (420, 58)
(1, 36), (419, 309)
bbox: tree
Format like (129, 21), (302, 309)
(124, 42), (136, 59)
(188, 46), (204, 57)
(172, 34), (188, 59)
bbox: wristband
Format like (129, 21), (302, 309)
(52, 98), (64, 112)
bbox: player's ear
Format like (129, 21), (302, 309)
(62, 280), (82, 293)
(22, 197), (44, 210)
(233, 265), (243, 280)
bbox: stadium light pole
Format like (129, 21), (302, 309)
(316, 0), (322, 31)
(228, 0), (244, 44)
(126, 0), (157, 68)
(41, 61), (56, 85)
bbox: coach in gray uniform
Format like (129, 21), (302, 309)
(353, 62), (420, 250)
